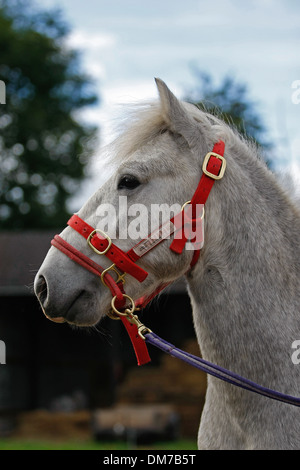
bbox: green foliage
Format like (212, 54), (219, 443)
(0, 0), (98, 229)
(186, 69), (271, 154)
(0, 438), (197, 450)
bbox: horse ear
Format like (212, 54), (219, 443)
(155, 78), (209, 150)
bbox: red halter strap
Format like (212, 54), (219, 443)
(134, 140), (225, 304)
(169, 140), (225, 257)
(67, 215), (148, 283)
(50, 140), (226, 366)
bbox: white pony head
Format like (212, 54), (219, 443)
(34, 79), (224, 326)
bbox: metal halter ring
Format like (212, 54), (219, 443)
(108, 294), (136, 320)
(181, 200), (191, 212)
(181, 200), (205, 219)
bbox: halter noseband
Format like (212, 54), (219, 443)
(51, 140), (226, 365)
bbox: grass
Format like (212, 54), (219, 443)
(0, 438), (197, 450)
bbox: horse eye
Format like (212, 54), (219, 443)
(117, 175), (141, 190)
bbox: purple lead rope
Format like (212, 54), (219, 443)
(145, 332), (300, 407)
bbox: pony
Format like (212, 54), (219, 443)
(35, 79), (300, 449)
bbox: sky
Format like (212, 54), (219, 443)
(39, 0), (300, 204)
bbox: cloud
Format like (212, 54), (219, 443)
(64, 30), (118, 81)
(66, 30), (117, 50)
(53, 0), (299, 187)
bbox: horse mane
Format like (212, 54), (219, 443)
(108, 98), (300, 211)
(110, 101), (167, 162)
(110, 98), (256, 163)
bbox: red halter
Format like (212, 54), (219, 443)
(51, 140), (226, 365)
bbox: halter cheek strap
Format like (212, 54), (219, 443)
(51, 140), (226, 365)
(169, 140), (225, 256)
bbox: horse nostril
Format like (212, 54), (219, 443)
(35, 275), (48, 307)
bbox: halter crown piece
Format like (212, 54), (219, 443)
(51, 140), (225, 365)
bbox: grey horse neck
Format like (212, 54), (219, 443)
(187, 139), (300, 449)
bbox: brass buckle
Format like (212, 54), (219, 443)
(101, 263), (126, 288)
(87, 229), (112, 255)
(202, 152), (226, 180)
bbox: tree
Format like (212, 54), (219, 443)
(0, 0), (98, 229)
(186, 69), (271, 157)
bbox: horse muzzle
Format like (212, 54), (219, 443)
(34, 264), (105, 326)
(34, 274), (66, 323)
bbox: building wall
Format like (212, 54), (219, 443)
(0, 296), (115, 411)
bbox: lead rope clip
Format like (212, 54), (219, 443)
(108, 294), (152, 340)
